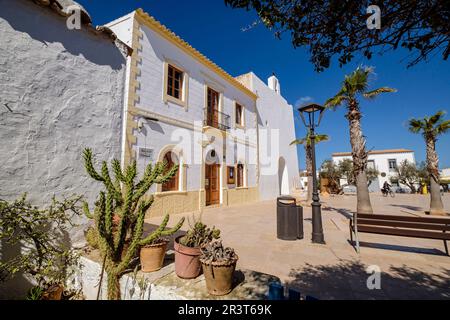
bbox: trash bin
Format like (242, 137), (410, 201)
(277, 196), (298, 240)
(297, 205), (304, 240)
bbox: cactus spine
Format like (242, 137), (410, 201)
(82, 148), (184, 300)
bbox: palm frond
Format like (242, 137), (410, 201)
(325, 94), (347, 108)
(435, 120), (450, 135)
(314, 134), (329, 143)
(429, 110), (446, 125)
(290, 138), (307, 146)
(408, 118), (424, 134)
(363, 87), (397, 99)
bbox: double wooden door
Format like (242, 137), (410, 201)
(205, 164), (220, 206)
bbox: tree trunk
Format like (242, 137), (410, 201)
(426, 137), (445, 215)
(305, 145), (313, 203)
(347, 100), (373, 214)
(107, 270), (121, 300)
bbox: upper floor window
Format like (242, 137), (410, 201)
(167, 64), (184, 100)
(388, 159), (397, 171)
(367, 160), (375, 170)
(235, 103), (244, 127)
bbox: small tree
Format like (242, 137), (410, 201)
(82, 149), (185, 300)
(320, 160), (341, 194)
(337, 159), (379, 187)
(0, 194), (82, 293)
(390, 160), (420, 193)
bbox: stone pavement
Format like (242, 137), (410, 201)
(146, 193), (450, 299)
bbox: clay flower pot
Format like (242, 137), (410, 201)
(140, 240), (169, 272)
(174, 235), (202, 279)
(201, 257), (238, 296)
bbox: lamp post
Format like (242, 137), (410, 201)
(298, 103), (325, 244)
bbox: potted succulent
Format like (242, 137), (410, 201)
(200, 240), (238, 296)
(140, 236), (170, 272)
(174, 221), (220, 279)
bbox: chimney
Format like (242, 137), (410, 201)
(268, 73), (280, 95)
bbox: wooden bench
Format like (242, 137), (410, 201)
(349, 213), (450, 255)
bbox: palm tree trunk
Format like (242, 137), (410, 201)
(347, 101), (373, 214)
(305, 145), (313, 203)
(426, 137), (445, 215)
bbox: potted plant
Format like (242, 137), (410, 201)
(200, 240), (238, 296)
(174, 221), (220, 279)
(139, 236), (169, 272)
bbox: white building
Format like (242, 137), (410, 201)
(332, 149), (416, 192)
(107, 9), (298, 216)
(236, 72), (299, 199)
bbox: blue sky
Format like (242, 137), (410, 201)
(78, 0), (450, 169)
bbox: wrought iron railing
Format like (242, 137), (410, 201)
(204, 109), (231, 131)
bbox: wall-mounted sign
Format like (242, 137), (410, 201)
(139, 147), (154, 159)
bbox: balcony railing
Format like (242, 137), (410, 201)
(204, 109), (231, 131)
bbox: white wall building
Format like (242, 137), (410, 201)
(332, 149), (416, 192)
(236, 73), (299, 200)
(108, 9), (299, 216)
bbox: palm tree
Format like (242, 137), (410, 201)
(291, 133), (329, 202)
(409, 111), (449, 215)
(325, 66), (396, 214)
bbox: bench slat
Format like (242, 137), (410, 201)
(357, 218), (450, 231)
(356, 213), (450, 224)
(357, 225), (450, 240)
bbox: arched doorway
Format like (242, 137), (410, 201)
(278, 157), (289, 195)
(205, 149), (220, 206)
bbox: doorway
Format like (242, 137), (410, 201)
(205, 164), (220, 206)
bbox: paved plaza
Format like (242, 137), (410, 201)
(146, 193), (450, 299)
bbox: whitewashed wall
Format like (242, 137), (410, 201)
(243, 73), (299, 200)
(0, 0), (127, 299)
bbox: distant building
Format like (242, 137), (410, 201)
(332, 149), (416, 192)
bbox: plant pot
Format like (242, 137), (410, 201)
(201, 257), (238, 296)
(140, 240), (169, 272)
(41, 284), (64, 300)
(174, 235), (202, 279)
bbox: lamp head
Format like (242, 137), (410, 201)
(298, 103), (325, 128)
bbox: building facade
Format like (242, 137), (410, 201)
(332, 149), (416, 192)
(107, 9), (299, 217)
(236, 72), (299, 200)
(108, 10), (262, 217)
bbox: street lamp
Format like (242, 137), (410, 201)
(298, 103), (326, 244)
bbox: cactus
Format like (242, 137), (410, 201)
(200, 240), (238, 265)
(82, 148), (184, 300)
(179, 221), (221, 248)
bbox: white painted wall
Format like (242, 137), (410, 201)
(240, 73), (299, 200)
(332, 151), (416, 190)
(0, 0), (127, 298)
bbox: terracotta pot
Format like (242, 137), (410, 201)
(140, 240), (169, 272)
(201, 257), (238, 296)
(174, 235), (202, 279)
(41, 284), (64, 300)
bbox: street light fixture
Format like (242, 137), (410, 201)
(298, 103), (326, 244)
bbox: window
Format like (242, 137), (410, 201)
(236, 164), (244, 187)
(388, 159), (397, 171)
(235, 103), (244, 126)
(206, 88), (220, 128)
(227, 166), (235, 184)
(161, 151), (179, 192)
(367, 160), (375, 170)
(167, 64), (183, 100)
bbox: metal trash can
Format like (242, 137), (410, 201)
(277, 196), (298, 240)
(297, 205), (304, 239)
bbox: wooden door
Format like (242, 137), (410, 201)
(207, 88), (219, 128)
(205, 164), (220, 206)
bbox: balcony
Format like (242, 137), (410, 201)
(204, 109), (231, 131)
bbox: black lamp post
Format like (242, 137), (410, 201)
(298, 103), (325, 244)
